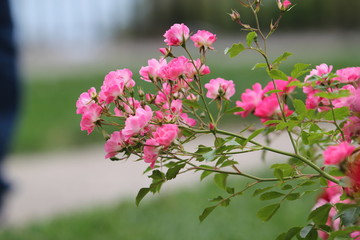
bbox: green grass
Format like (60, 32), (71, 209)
(0, 179), (317, 240)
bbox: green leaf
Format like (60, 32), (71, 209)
(252, 63), (268, 70)
(286, 193), (301, 201)
(291, 63), (311, 78)
(293, 99), (307, 119)
(246, 31), (258, 46)
(259, 191), (284, 201)
(314, 89), (351, 99)
(299, 225), (318, 240)
(281, 184), (293, 190)
(243, 128), (264, 146)
(287, 80), (304, 87)
(203, 149), (217, 162)
(268, 69), (289, 81)
(135, 187), (150, 206)
(182, 99), (204, 110)
(338, 207), (360, 227)
(224, 42), (246, 58)
(273, 52), (293, 68)
(199, 206), (217, 222)
(196, 145), (213, 154)
(253, 186), (274, 196)
(273, 168), (284, 182)
(214, 174), (227, 190)
(225, 106), (244, 114)
(256, 203), (281, 222)
(166, 163), (186, 180)
(266, 89), (284, 94)
(308, 203), (331, 225)
(284, 227), (301, 240)
(200, 170), (213, 181)
(271, 164), (294, 177)
(324, 106), (350, 121)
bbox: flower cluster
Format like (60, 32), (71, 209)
(76, 23), (222, 168)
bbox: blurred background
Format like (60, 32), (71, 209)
(1, 0), (360, 239)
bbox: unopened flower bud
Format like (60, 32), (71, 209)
(138, 88), (145, 98)
(229, 9), (240, 22)
(277, 0), (292, 11)
(209, 123), (215, 131)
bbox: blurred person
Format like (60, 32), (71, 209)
(0, 0), (20, 213)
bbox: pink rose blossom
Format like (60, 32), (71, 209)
(254, 95), (293, 119)
(190, 30), (217, 49)
(139, 58), (167, 82)
(263, 79), (296, 96)
(305, 63), (333, 81)
(122, 106), (153, 139)
(159, 56), (189, 81)
(104, 130), (126, 159)
(349, 87), (360, 113)
(186, 59), (211, 78)
(235, 83), (264, 117)
(334, 67), (360, 83)
(143, 138), (160, 168)
(180, 113), (197, 126)
(323, 142), (355, 165)
(204, 78), (235, 100)
(343, 116), (360, 142)
(163, 23), (190, 46)
(114, 97), (141, 117)
(76, 87), (97, 114)
(80, 103), (103, 135)
(277, 0), (292, 10)
(153, 124), (179, 147)
(99, 69), (135, 104)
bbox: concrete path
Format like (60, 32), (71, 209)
(2, 132), (293, 227)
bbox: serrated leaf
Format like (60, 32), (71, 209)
(196, 145), (213, 154)
(214, 173), (227, 190)
(166, 163), (186, 180)
(291, 63), (311, 78)
(203, 149), (216, 162)
(257, 203), (281, 222)
(308, 203), (332, 225)
(246, 31), (258, 46)
(199, 206), (217, 222)
(268, 69), (288, 81)
(224, 42), (246, 58)
(135, 187), (150, 206)
(260, 191), (284, 200)
(252, 63), (268, 70)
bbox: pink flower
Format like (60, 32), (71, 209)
(349, 87), (360, 113)
(190, 30), (217, 49)
(277, 0), (292, 10)
(180, 113), (197, 126)
(163, 23), (190, 46)
(343, 116), (360, 142)
(334, 67), (360, 83)
(99, 69), (135, 104)
(80, 103), (103, 135)
(235, 83), (264, 117)
(305, 63), (333, 80)
(153, 124), (179, 147)
(323, 142), (355, 165)
(104, 130), (126, 159)
(114, 97), (141, 117)
(139, 58), (167, 82)
(122, 106), (153, 139)
(204, 78), (235, 100)
(332, 84), (355, 109)
(76, 87), (97, 114)
(186, 59), (211, 78)
(263, 79), (296, 96)
(159, 56), (189, 81)
(143, 138), (160, 168)
(254, 94), (293, 119)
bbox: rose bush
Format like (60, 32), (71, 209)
(76, 0), (360, 239)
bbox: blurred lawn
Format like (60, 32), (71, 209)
(12, 53), (360, 153)
(0, 179), (317, 240)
